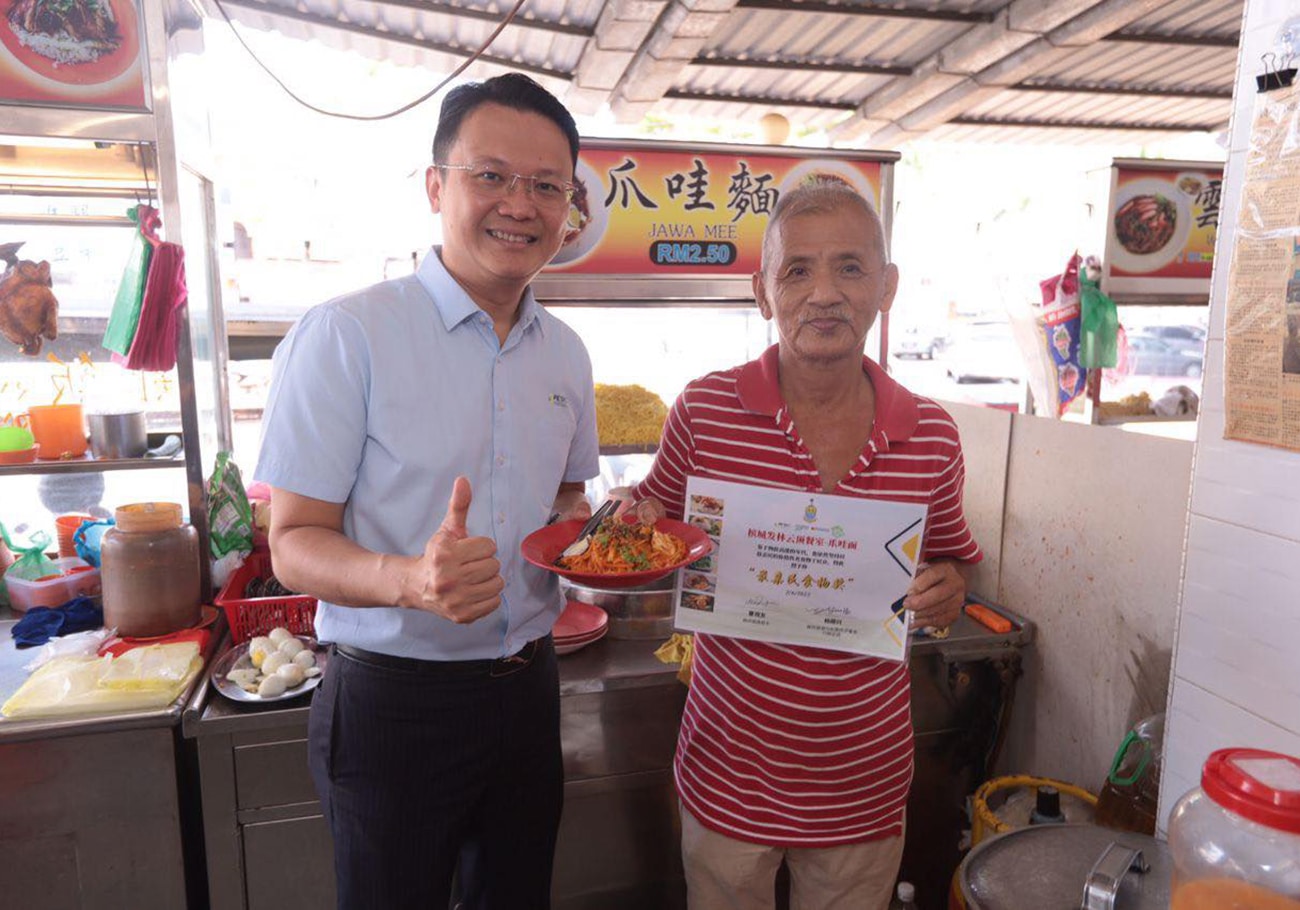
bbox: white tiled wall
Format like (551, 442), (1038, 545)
(1159, 0), (1300, 829)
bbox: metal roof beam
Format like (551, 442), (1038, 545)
(1011, 82), (1234, 100)
(359, 0), (593, 38)
(734, 0), (994, 24)
(663, 89), (856, 110)
(216, 0), (573, 82)
(1104, 30), (1240, 48)
(949, 115), (1223, 132)
(689, 55), (911, 77)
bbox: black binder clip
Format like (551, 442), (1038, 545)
(1256, 52), (1297, 93)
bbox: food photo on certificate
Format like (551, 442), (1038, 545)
(673, 477), (928, 661)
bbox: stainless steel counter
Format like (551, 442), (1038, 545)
(181, 635), (681, 736)
(0, 607), (217, 910)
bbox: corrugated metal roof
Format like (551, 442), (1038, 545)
(203, 0), (1246, 146)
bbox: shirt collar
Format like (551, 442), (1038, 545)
(736, 343), (919, 444)
(416, 247), (542, 336)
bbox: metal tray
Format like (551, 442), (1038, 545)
(209, 635), (329, 704)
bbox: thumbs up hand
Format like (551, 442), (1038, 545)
(402, 476), (504, 623)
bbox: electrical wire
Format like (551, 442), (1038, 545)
(210, 0), (530, 121)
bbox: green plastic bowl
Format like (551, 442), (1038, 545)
(0, 425), (35, 452)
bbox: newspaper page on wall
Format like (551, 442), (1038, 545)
(1223, 80), (1300, 451)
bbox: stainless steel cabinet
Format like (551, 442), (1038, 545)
(187, 609), (1030, 910)
(184, 638), (690, 910)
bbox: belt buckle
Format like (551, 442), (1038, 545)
(490, 640), (535, 678)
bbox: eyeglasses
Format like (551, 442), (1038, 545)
(437, 163), (577, 207)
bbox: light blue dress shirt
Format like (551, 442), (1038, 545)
(255, 249), (599, 660)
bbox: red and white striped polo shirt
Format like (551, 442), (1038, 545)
(635, 344), (982, 846)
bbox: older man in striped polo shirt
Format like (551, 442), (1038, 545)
(629, 182), (982, 910)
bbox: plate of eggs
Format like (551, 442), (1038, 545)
(210, 626), (329, 703)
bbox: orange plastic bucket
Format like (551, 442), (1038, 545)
(55, 513), (96, 558)
(27, 404), (87, 459)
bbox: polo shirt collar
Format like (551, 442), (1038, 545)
(416, 247), (543, 336)
(736, 343), (919, 445)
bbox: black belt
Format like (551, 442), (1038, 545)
(335, 636), (548, 679)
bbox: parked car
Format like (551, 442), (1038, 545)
(892, 327), (947, 360)
(944, 326), (1023, 383)
(1126, 334), (1204, 377)
(1131, 324), (1206, 346)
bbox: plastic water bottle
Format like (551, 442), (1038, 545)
(888, 881), (918, 910)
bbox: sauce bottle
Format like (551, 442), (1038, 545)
(100, 502), (201, 638)
(1096, 714), (1164, 835)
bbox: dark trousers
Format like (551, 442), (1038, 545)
(308, 637), (563, 910)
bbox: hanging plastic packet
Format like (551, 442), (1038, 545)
(102, 205), (157, 356)
(123, 236), (187, 372)
(1010, 252), (1088, 417)
(73, 517), (116, 568)
(1079, 258), (1120, 369)
(0, 522), (57, 583)
(207, 451), (255, 560)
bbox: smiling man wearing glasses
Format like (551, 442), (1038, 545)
(256, 73), (598, 909)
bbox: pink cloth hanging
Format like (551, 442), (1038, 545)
(121, 211), (187, 371)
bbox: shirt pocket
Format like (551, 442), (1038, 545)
(527, 393), (580, 483)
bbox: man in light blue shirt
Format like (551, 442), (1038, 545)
(256, 73), (598, 910)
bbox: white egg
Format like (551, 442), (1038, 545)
(248, 637), (274, 668)
(292, 649), (316, 670)
(276, 663), (307, 687)
(261, 652), (289, 675)
(227, 668), (259, 689)
(257, 675), (287, 698)
(278, 638), (306, 658)
(268, 627), (294, 644)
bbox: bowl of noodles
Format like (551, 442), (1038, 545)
(1109, 178), (1192, 273)
(521, 514), (714, 589)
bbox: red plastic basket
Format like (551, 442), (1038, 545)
(216, 550), (317, 644)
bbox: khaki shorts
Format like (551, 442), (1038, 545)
(680, 804), (905, 910)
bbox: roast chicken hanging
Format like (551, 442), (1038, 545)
(0, 241), (59, 356)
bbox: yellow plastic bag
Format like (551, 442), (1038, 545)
(2, 642), (201, 718)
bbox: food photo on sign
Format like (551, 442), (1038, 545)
(0, 0), (147, 107)
(1102, 160), (1222, 298)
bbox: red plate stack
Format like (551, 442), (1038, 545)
(553, 600), (609, 655)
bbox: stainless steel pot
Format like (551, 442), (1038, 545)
(560, 574), (676, 640)
(87, 411), (147, 459)
(960, 823), (1172, 910)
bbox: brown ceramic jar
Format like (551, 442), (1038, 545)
(101, 502), (201, 638)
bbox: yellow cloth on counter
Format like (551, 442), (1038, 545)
(1, 642), (201, 718)
(654, 632), (694, 687)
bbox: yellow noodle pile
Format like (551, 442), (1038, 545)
(595, 383), (669, 446)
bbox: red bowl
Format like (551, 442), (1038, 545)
(522, 516), (714, 590)
(555, 600), (609, 640)
(0, 445), (38, 465)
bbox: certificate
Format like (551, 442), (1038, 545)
(673, 477), (927, 661)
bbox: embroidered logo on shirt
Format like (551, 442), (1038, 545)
(548, 394), (568, 406)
